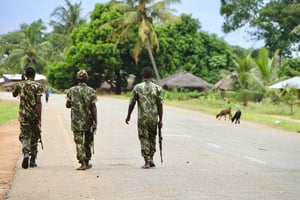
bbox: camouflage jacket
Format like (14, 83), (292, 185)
(15, 80), (44, 125)
(66, 83), (97, 131)
(129, 79), (163, 125)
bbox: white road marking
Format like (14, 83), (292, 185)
(207, 143), (221, 149)
(244, 156), (267, 165)
(164, 134), (192, 138)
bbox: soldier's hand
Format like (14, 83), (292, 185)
(125, 116), (130, 124)
(158, 120), (163, 129)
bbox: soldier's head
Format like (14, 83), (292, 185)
(25, 67), (36, 80)
(142, 67), (153, 79)
(77, 69), (88, 83)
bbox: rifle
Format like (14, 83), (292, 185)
(90, 125), (96, 154)
(158, 126), (163, 164)
(37, 124), (44, 149)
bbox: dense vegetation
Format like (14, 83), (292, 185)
(0, 0), (299, 107)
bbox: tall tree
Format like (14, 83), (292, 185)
(101, 0), (181, 80)
(3, 20), (52, 74)
(232, 54), (264, 105)
(49, 0), (86, 35)
(253, 47), (280, 86)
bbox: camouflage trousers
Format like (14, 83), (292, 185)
(138, 123), (157, 161)
(73, 131), (92, 164)
(19, 123), (39, 157)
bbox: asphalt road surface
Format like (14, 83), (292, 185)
(1, 92), (300, 200)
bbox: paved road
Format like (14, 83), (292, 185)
(1, 92), (300, 200)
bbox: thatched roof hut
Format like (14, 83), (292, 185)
(158, 71), (213, 90)
(213, 74), (234, 90)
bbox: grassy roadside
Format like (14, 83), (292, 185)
(0, 100), (18, 125)
(165, 98), (300, 133)
(110, 93), (300, 133)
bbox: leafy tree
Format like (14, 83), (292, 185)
(2, 20), (52, 74)
(47, 3), (125, 91)
(220, 0), (300, 56)
(278, 57), (300, 78)
(155, 14), (234, 83)
(100, 0), (181, 80)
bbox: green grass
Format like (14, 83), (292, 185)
(0, 100), (18, 125)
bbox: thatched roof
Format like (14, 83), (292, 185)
(213, 74), (234, 90)
(269, 76), (300, 89)
(158, 71), (213, 90)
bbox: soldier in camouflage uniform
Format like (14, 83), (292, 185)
(125, 67), (163, 169)
(66, 70), (97, 170)
(12, 67), (44, 169)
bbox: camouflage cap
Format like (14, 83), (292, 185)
(77, 70), (88, 80)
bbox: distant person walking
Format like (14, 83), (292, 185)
(125, 67), (163, 169)
(66, 70), (97, 170)
(12, 67), (44, 169)
(45, 89), (49, 103)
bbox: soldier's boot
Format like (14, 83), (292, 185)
(149, 156), (155, 168)
(22, 152), (30, 169)
(30, 155), (37, 168)
(86, 160), (92, 169)
(141, 157), (150, 169)
(76, 162), (87, 170)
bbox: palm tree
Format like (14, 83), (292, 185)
(253, 47), (280, 86)
(102, 0), (181, 80)
(232, 54), (264, 105)
(50, 0), (86, 35)
(4, 20), (52, 74)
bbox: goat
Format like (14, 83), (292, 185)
(216, 107), (232, 120)
(231, 108), (242, 124)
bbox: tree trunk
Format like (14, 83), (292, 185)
(114, 69), (122, 95)
(145, 39), (160, 81)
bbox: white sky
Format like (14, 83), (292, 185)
(0, 0), (263, 48)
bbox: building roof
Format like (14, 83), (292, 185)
(213, 73), (235, 90)
(269, 76), (300, 89)
(158, 71), (213, 90)
(3, 74), (46, 81)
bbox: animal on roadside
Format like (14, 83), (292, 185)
(216, 107), (232, 120)
(231, 108), (242, 124)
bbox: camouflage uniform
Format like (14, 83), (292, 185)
(15, 80), (43, 158)
(66, 82), (97, 164)
(129, 79), (163, 161)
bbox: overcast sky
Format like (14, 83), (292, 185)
(0, 0), (263, 48)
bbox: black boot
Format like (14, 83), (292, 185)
(30, 155), (37, 168)
(22, 152), (29, 169)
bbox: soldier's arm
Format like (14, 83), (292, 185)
(91, 103), (97, 129)
(36, 95), (42, 124)
(66, 101), (71, 108)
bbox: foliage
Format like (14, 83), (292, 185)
(49, 0), (86, 35)
(253, 47), (280, 86)
(100, 0), (181, 80)
(1, 20), (52, 74)
(278, 57), (300, 78)
(280, 87), (299, 114)
(47, 3), (125, 90)
(220, 0), (300, 56)
(155, 14), (235, 84)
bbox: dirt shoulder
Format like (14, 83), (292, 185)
(0, 120), (20, 200)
